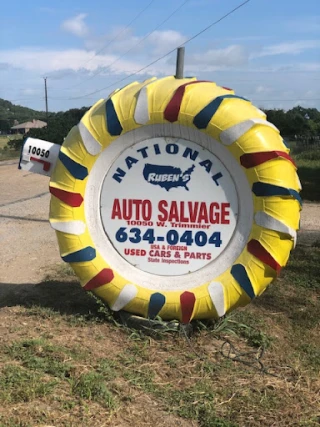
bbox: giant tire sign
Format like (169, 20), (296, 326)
(47, 76), (301, 322)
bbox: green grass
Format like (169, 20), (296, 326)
(71, 371), (117, 409)
(0, 148), (21, 161)
(0, 364), (56, 403)
(5, 338), (81, 379)
(291, 146), (320, 201)
(283, 245), (320, 291)
(0, 134), (23, 160)
(0, 134), (23, 147)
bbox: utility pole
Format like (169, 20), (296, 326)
(44, 77), (48, 120)
(175, 47), (185, 79)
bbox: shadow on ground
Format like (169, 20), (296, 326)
(0, 280), (103, 317)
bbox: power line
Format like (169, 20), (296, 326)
(46, 0), (157, 81)
(252, 98), (320, 102)
(59, 0), (190, 91)
(6, 73), (319, 95)
(68, 0), (252, 100)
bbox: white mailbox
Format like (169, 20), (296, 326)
(19, 137), (61, 177)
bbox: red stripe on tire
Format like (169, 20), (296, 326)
(49, 186), (83, 207)
(247, 239), (281, 274)
(164, 81), (209, 123)
(180, 291), (196, 323)
(240, 151), (296, 168)
(84, 268), (114, 291)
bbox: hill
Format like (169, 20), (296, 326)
(0, 98), (90, 148)
(1, 97), (320, 148)
(0, 98), (46, 133)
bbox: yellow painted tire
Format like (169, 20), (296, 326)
(49, 76), (301, 323)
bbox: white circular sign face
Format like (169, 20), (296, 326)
(100, 137), (239, 276)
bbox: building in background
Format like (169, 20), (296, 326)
(11, 119), (47, 134)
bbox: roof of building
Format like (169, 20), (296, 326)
(11, 119), (47, 130)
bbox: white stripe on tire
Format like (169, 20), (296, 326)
(50, 220), (86, 235)
(78, 122), (102, 156)
(134, 84), (153, 125)
(208, 282), (225, 317)
(111, 284), (138, 311)
(220, 119), (278, 146)
(255, 211), (297, 247)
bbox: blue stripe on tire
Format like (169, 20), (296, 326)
(252, 182), (302, 205)
(193, 95), (248, 129)
(231, 264), (255, 299)
(106, 98), (123, 136)
(58, 151), (88, 180)
(148, 293), (166, 319)
(62, 247), (96, 263)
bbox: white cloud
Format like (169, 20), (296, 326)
(85, 27), (141, 55)
(0, 44), (253, 96)
(85, 28), (186, 57)
(218, 35), (272, 42)
(0, 48), (146, 75)
(1, 20), (320, 113)
(251, 40), (320, 58)
(147, 30), (187, 55)
(61, 13), (89, 38)
(186, 45), (249, 71)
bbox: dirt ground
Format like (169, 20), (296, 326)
(0, 159), (319, 287)
(0, 160), (60, 287)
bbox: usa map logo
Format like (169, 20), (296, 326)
(143, 164), (195, 191)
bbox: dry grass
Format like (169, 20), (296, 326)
(0, 246), (319, 427)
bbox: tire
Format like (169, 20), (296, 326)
(49, 76), (301, 323)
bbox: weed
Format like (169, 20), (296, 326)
(235, 323), (272, 348)
(123, 367), (156, 393)
(199, 412), (238, 427)
(298, 343), (320, 371)
(283, 246), (320, 290)
(25, 305), (60, 319)
(0, 416), (31, 427)
(96, 358), (118, 381)
(166, 356), (178, 368)
(165, 382), (219, 423)
(0, 365), (56, 403)
(5, 338), (77, 378)
(62, 292), (121, 327)
(197, 316), (239, 336)
(204, 312), (273, 349)
(70, 371), (116, 409)
(312, 239), (320, 248)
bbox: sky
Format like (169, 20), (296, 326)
(0, 0), (319, 113)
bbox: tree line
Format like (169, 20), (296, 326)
(3, 100), (320, 151)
